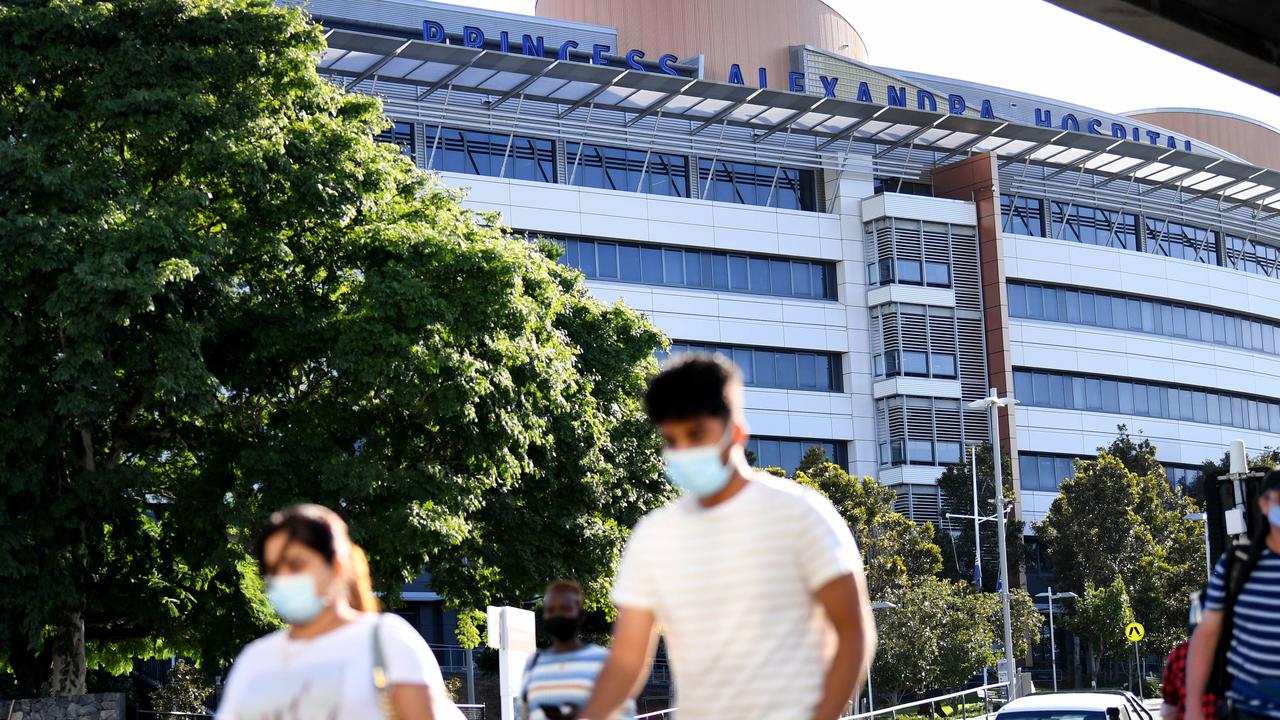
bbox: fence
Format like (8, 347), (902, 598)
(841, 682), (1011, 720)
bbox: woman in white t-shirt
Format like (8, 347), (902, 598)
(216, 504), (462, 720)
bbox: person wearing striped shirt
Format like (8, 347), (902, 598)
(579, 353), (877, 720)
(519, 580), (635, 720)
(1187, 470), (1280, 720)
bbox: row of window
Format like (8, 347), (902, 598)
(879, 438), (964, 467)
(747, 437), (846, 476)
(550, 236), (837, 300)
(1009, 281), (1280, 357)
(376, 123), (820, 211)
(1001, 194), (1278, 276)
(866, 257), (952, 288)
(1020, 451), (1200, 493)
(663, 342), (842, 392)
(872, 350), (958, 380)
(1014, 368), (1280, 434)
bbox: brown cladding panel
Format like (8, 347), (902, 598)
(535, 0), (868, 83)
(1128, 110), (1280, 172)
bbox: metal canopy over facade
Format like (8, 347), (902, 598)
(319, 27), (1280, 215)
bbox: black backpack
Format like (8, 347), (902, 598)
(1209, 529), (1268, 695)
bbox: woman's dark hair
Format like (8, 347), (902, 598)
(644, 353), (742, 424)
(256, 503), (379, 612)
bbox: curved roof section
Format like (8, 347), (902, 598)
(1124, 108), (1280, 171)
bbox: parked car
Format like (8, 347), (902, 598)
(996, 692), (1146, 720)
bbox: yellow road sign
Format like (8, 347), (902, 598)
(1126, 622), (1145, 642)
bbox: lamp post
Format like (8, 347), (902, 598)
(1184, 512), (1212, 584)
(867, 601), (897, 714)
(1035, 587), (1077, 691)
(968, 388), (1019, 700)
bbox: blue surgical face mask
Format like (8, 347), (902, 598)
(266, 573), (330, 625)
(662, 425), (735, 498)
(1268, 503), (1280, 528)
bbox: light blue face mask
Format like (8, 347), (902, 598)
(266, 573), (330, 625)
(662, 426), (735, 498)
(1268, 503), (1280, 528)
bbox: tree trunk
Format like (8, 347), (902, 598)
(47, 610), (87, 695)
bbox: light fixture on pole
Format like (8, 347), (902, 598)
(1035, 587), (1077, 691)
(866, 601), (897, 714)
(968, 388), (1020, 699)
(1184, 512), (1212, 584)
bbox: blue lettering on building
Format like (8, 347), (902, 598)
(522, 34), (544, 58)
(419, 17), (1198, 155)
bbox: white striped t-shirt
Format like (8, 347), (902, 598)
(612, 473), (864, 720)
(520, 644), (635, 720)
(1206, 547), (1280, 718)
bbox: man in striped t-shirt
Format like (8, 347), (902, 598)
(580, 354), (876, 720)
(1187, 470), (1280, 720)
(520, 580), (635, 720)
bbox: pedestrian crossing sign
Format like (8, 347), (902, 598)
(1125, 622), (1145, 642)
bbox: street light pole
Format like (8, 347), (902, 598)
(972, 444), (982, 588)
(867, 601), (897, 715)
(1036, 587), (1078, 691)
(970, 388), (1019, 700)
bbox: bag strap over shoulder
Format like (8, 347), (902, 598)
(372, 614), (397, 720)
(1210, 534), (1267, 694)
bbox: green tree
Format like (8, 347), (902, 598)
(149, 660), (212, 714)
(871, 578), (1000, 705)
(1036, 430), (1203, 656)
(793, 462), (942, 599)
(0, 0), (666, 694)
(1003, 588), (1046, 660)
(936, 443), (1025, 592)
(1069, 578), (1134, 687)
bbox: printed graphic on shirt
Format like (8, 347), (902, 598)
(236, 660), (345, 720)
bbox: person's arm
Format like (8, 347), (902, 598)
(1184, 609), (1224, 720)
(390, 684), (434, 720)
(811, 572), (876, 720)
(579, 607), (656, 720)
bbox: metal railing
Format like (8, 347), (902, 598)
(841, 682), (1010, 720)
(430, 644), (473, 674)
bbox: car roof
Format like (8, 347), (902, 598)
(1001, 693), (1127, 713)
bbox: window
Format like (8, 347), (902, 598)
(1014, 367), (1280, 433)
(873, 177), (933, 196)
(1008, 280), (1280, 359)
(1225, 234), (1280, 277)
(426, 127), (555, 182)
(551, 236), (836, 299)
(895, 259), (924, 285)
(1001, 194), (1044, 237)
(907, 440), (934, 465)
(924, 261), (951, 287)
(664, 342), (842, 392)
(567, 143), (689, 197)
(1019, 453), (1078, 492)
(902, 351), (929, 377)
(376, 120), (415, 156)
(698, 159), (817, 211)
(1050, 201), (1138, 250)
(1145, 218), (1217, 265)
(930, 353), (958, 379)
(936, 441), (963, 465)
(747, 437), (845, 475)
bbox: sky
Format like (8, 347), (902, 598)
(442, 0), (1280, 130)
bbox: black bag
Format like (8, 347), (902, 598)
(1209, 531), (1268, 695)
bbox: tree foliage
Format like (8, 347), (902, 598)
(1036, 429), (1203, 655)
(793, 462), (942, 599)
(936, 443), (1025, 592)
(871, 578), (1000, 705)
(0, 0), (667, 694)
(149, 660), (213, 714)
(1069, 578), (1135, 686)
